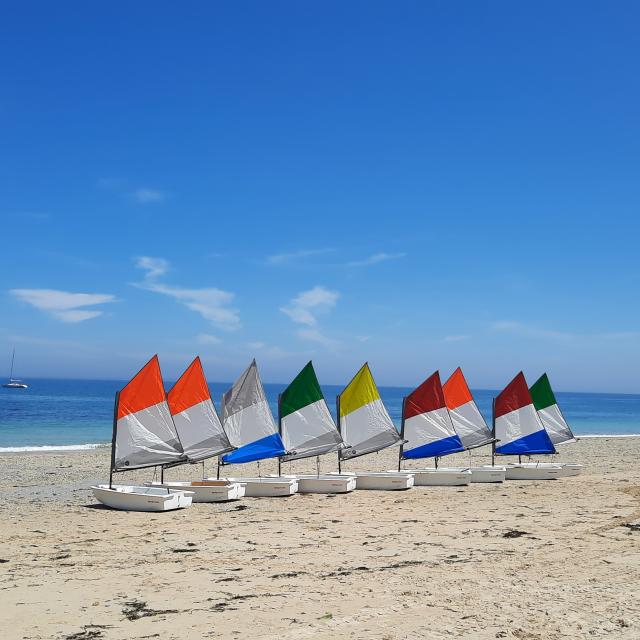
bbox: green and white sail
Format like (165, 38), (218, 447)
(279, 361), (344, 462)
(530, 373), (576, 446)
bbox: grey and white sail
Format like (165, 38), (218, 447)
(221, 360), (286, 464)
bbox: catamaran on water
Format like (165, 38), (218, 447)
(274, 361), (356, 494)
(492, 372), (563, 480)
(394, 371), (471, 486)
(2, 349), (28, 389)
(146, 357), (246, 502)
(91, 356), (194, 511)
(330, 363), (414, 491)
(212, 360), (299, 497)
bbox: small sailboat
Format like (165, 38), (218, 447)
(275, 361), (356, 494)
(394, 371), (471, 486)
(146, 357), (246, 501)
(527, 373), (583, 477)
(2, 349), (28, 389)
(492, 372), (562, 480)
(443, 367), (505, 483)
(331, 363), (414, 490)
(212, 360), (298, 497)
(91, 356), (194, 511)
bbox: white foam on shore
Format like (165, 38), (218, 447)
(0, 443), (107, 453)
(577, 434), (640, 439)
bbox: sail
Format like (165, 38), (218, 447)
(280, 361), (343, 462)
(494, 372), (556, 455)
(167, 357), (234, 463)
(402, 371), (465, 459)
(338, 363), (401, 460)
(530, 373), (576, 445)
(221, 360), (286, 464)
(113, 355), (184, 471)
(443, 367), (493, 449)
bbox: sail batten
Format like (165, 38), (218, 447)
(113, 355), (184, 471)
(339, 363), (401, 460)
(167, 357), (234, 463)
(494, 372), (556, 455)
(443, 367), (493, 450)
(221, 360), (285, 464)
(402, 371), (464, 460)
(530, 373), (576, 446)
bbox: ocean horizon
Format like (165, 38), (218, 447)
(1, 377), (640, 451)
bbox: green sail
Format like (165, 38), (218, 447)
(529, 373), (557, 411)
(280, 361), (324, 418)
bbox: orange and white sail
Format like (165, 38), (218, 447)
(167, 357), (233, 463)
(113, 355), (184, 471)
(443, 367), (493, 450)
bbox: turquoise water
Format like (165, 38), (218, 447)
(1, 378), (639, 450)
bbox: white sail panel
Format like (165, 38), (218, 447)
(538, 404), (576, 446)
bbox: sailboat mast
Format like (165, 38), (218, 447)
(491, 397), (496, 467)
(336, 394), (342, 474)
(277, 393), (282, 477)
(398, 396), (406, 471)
(109, 391), (120, 489)
(9, 348), (15, 379)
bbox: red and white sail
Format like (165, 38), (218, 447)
(167, 357), (233, 463)
(114, 355), (184, 470)
(443, 367), (493, 450)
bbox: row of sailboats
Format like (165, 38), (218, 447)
(91, 357), (581, 511)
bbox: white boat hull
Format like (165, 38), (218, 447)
(272, 474), (357, 494)
(512, 462), (583, 477)
(504, 464), (563, 480)
(214, 477), (298, 497)
(329, 471), (414, 491)
(91, 485), (193, 512)
(393, 467), (471, 486)
(469, 466), (507, 483)
(145, 480), (246, 502)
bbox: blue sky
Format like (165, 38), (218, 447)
(1, 2), (639, 393)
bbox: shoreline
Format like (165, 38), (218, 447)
(3, 432), (640, 454)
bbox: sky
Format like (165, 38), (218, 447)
(1, 2), (639, 393)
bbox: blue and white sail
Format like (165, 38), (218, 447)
(221, 360), (286, 464)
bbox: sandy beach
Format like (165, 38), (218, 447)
(1, 438), (639, 639)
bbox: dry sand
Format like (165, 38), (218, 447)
(1, 439), (639, 639)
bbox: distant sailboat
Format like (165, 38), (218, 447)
(527, 373), (583, 477)
(147, 357), (246, 501)
(443, 367), (505, 483)
(91, 355), (193, 511)
(213, 359), (298, 497)
(492, 372), (562, 480)
(276, 361), (355, 494)
(2, 349), (28, 389)
(395, 371), (471, 486)
(331, 363), (414, 491)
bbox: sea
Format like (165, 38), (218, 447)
(1, 378), (639, 451)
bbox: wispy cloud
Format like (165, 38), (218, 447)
(281, 286), (340, 349)
(347, 252), (406, 267)
(10, 289), (116, 323)
(443, 335), (470, 342)
(281, 286), (339, 326)
(247, 341), (266, 350)
(197, 333), (221, 345)
(491, 321), (575, 342)
(266, 248), (334, 265)
(133, 188), (166, 204)
(134, 256), (240, 331)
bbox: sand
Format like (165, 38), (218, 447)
(1, 439), (639, 639)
